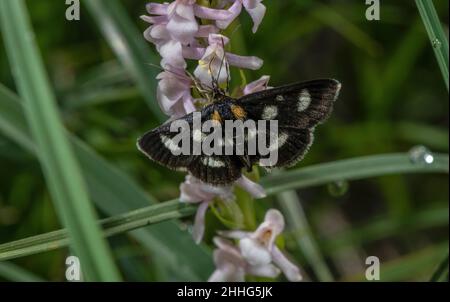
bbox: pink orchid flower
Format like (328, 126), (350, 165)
(180, 175), (266, 244)
(217, 209), (303, 282)
(184, 33), (263, 86)
(143, 1), (231, 45)
(208, 237), (280, 282)
(193, 34), (231, 86)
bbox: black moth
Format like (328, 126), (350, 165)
(137, 79), (341, 185)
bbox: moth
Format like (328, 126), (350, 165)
(137, 79), (341, 185)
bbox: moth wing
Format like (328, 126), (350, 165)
(137, 113), (196, 172)
(188, 155), (243, 186)
(238, 79), (341, 129)
(138, 108), (245, 185)
(186, 104), (245, 185)
(238, 79), (341, 168)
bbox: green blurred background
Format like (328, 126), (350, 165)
(0, 0), (448, 281)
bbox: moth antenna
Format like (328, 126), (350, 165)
(186, 71), (208, 98)
(225, 60), (231, 95)
(216, 36), (228, 94)
(146, 63), (189, 80)
(208, 53), (219, 92)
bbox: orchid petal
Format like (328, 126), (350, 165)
(242, 0), (260, 10)
(271, 246), (303, 282)
(194, 4), (234, 21)
(146, 2), (169, 15)
(243, 75), (270, 95)
(264, 209), (285, 235)
(194, 42), (229, 86)
(251, 209), (284, 249)
(192, 201), (210, 244)
(166, 2), (199, 44)
(182, 46), (205, 60)
(197, 25), (220, 37)
(216, 0), (242, 29)
(247, 263), (280, 278)
(235, 176), (267, 198)
(140, 15), (168, 24)
(239, 237), (272, 266)
(180, 176), (214, 203)
(218, 230), (251, 239)
(208, 33), (230, 46)
(245, 2), (266, 33)
(159, 40), (186, 69)
(226, 53), (263, 70)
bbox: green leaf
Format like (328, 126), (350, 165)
(0, 82), (213, 281)
(416, 0), (449, 91)
(0, 152), (447, 267)
(344, 242), (448, 281)
(0, 200), (196, 262)
(322, 205), (449, 253)
(261, 153), (449, 195)
(0, 262), (45, 282)
(83, 0), (166, 122)
(0, 0), (121, 281)
(430, 251), (449, 282)
(277, 189), (334, 281)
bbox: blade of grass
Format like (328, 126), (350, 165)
(277, 189), (333, 281)
(0, 262), (45, 282)
(0, 152), (447, 262)
(397, 122), (449, 151)
(83, 0), (166, 122)
(261, 153), (449, 195)
(0, 0), (120, 281)
(311, 3), (381, 57)
(343, 242), (448, 281)
(322, 205), (449, 254)
(0, 200), (196, 261)
(416, 0), (449, 91)
(0, 83), (213, 281)
(369, 19), (427, 118)
(430, 251), (449, 282)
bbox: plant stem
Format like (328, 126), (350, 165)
(415, 0), (449, 91)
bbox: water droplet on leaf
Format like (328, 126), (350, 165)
(327, 180), (349, 197)
(432, 38), (442, 49)
(409, 145), (434, 165)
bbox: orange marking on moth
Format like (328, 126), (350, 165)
(230, 104), (247, 120)
(211, 110), (222, 123)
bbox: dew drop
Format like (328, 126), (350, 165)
(327, 180), (349, 197)
(409, 145), (434, 165)
(432, 38), (442, 49)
